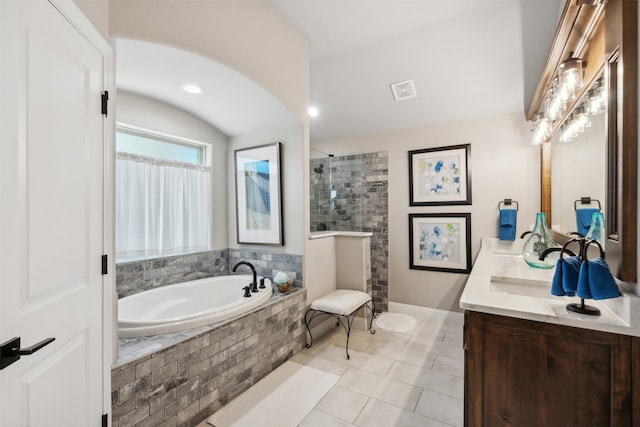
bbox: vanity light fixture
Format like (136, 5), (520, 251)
(545, 77), (567, 121)
(559, 52), (584, 94)
(585, 77), (606, 115)
(549, 75), (603, 145)
(559, 106), (591, 143)
(575, 106), (591, 129)
(182, 84), (204, 94)
(531, 114), (551, 146)
(308, 106), (319, 118)
(531, 52), (587, 145)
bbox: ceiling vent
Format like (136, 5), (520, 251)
(390, 79), (417, 101)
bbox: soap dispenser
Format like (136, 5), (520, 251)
(522, 212), (558, 269)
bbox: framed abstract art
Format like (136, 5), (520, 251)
(409, 213), (472, 273)
(234, 142), (283, 245)
(408, 144), (471, 206)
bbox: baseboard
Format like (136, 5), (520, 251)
(388, 302), (464, 320)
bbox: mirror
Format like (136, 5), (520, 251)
(534, 0), (637, 281)
(550, 75), (606, 238)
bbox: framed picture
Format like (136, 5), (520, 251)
(408, 144), (471, 206)
(234, 142), (283, 245)
(409, 213), (472, 273)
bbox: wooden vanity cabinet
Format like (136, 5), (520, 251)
(464, 311), (636, 426)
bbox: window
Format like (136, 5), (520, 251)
(115, 125), (211, 262)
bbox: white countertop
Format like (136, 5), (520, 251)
(460, 237), (640, 337)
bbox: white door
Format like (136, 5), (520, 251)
(0, 1), (106, 426)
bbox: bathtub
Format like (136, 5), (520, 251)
(118, 275), (273, 338)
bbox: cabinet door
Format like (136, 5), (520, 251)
(465, 312), (632, 427)
(633, 337), (640, 426)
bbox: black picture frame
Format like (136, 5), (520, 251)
(409, 213), (472, 273)
(408, 144), (471, 206)
(234, 142), (284, 245)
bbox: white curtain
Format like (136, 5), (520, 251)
(116, 152), (211, 260)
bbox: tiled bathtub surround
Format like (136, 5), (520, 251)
(112, 289), (307, 427)
(116, 250), (228, 298)
(116, 249), (303, 298)
(228, 249), (303, 286)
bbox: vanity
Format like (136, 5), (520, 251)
(461, 0), (639, 424)
(461, 238), (640, 426)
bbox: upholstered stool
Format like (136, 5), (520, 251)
(304, 290), (376, 359)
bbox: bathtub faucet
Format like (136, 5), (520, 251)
(232, 261), (258, 293)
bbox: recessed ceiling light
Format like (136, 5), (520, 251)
(182, 84), (204, 94)
(308, 106), (319, 118)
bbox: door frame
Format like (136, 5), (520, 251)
(49, 0), (115, 420)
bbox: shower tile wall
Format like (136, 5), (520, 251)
(310, 157), (330, 231)
(310, 154), (364, 232)
(310, 151), (389, 312)
(363, 152), (389, 312)
(330, 154), (364, 231)
(116, 249), (303, 299)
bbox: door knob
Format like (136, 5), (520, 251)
(1, 336), (55, 370)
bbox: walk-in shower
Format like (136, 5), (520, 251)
(310, 149), (364, 233)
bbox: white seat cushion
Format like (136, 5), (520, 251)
(310, 290), (371, 316)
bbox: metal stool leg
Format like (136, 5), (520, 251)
(303, 299), (375, 359)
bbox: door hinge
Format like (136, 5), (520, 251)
(101, 254), (108, 275)
(101, 91), (109, 116)
(102, 413), (108, 427)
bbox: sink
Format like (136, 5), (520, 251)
(487, 240), (524, 256)
(489, 275), (552, 299)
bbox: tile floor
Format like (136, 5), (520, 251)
(198, 311), (464, 427)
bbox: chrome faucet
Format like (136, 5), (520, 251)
(232, 261), (258, 292)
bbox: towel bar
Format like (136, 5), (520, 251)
(574, 197), (601, 211)
(498, 199), (519, 211)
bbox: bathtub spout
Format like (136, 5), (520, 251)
(232, 261), (258, 292)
